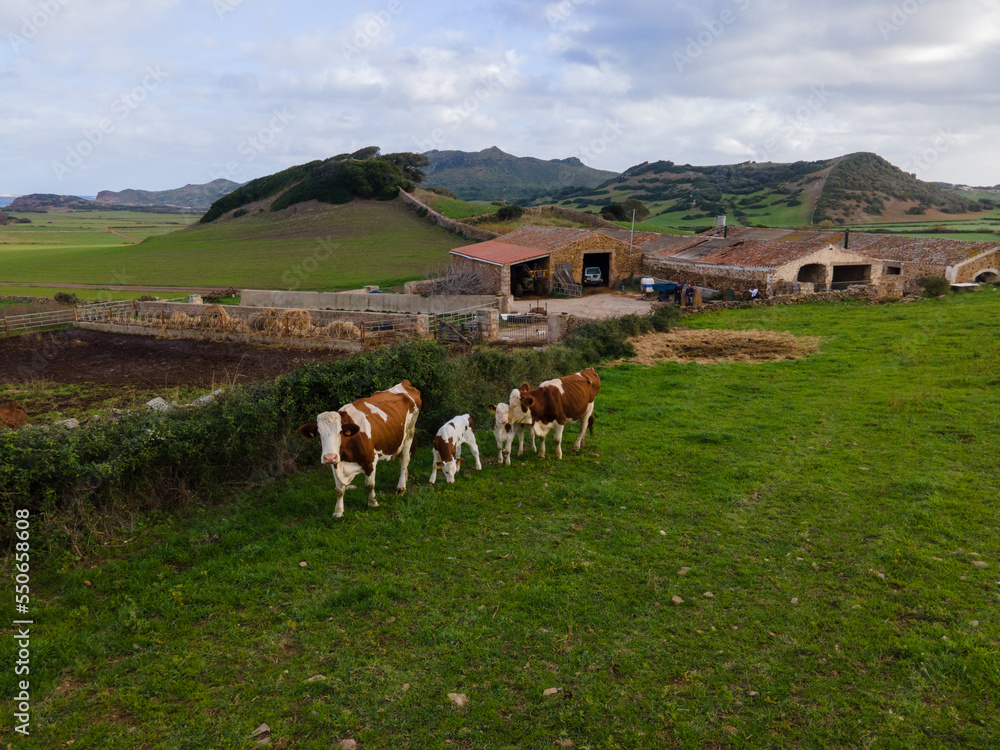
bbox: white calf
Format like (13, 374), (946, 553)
(429, 414), (482, 484)
(490, 388), (536, 465)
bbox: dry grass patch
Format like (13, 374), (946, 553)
(621, 327), (821, 365)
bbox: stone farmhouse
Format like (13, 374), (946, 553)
(642, 226), (1000, 297)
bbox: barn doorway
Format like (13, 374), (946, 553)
(831, 264), (872, 289)
(975, 269), (999, 283)
(582, 252), (611, 287)
(797, 263), (827, 286)
(510, 257), (551, 297)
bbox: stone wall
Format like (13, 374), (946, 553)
(398, 190), (498, 242)
(642, 258), (768, 296)
(241, 289), (500, 314)
(138, 301), (429, 333)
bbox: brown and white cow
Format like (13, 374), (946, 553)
(429, 414), (481, 484)
(0, 402), (28, 430)
(298, 380), (421, 517)
(489, 388), (536, 465)
(514, 368), (600, 459)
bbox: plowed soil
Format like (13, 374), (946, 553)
(0, 330), (341, 387)
(623, 328), (821, 365)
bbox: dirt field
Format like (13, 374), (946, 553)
(0, 330), (342, 387)
(621, 328), (821, 365)
(0, 330), (344, 419)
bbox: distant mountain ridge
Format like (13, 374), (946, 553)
(95, 179), (241, 209)
(552, 152), (994, 225)
(421, 146), (619, 202)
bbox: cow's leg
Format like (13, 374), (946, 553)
(455, 444), (462, 475)
(397, 429), (414, 494)
(516, 425), (526, 456)
(553, 422), (566, 459)
(573, 402), (595, 453)
(332, 469), (346, 518)
(538, 429), (547, 459)
(429, 448), (440, 484)
(366, 463), (380, 508)
(469, 437), (482, 470)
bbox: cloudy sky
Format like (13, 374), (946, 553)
(3, 0), (999, 196)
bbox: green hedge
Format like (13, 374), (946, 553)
(0, 307), (680, 535)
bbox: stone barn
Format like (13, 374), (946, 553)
(642, 226), (1000, 297)
(449, 226), (644, 297)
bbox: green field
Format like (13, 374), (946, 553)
(11, 291), (1000, 748)
(0, 201), (468, 291)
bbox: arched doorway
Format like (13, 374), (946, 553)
(797, 263), (826, 285)
(975, 269), (999, 283)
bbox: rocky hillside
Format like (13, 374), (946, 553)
(421, 146), (619, 203)
(553, 152), (993, 226)
(95, 179), (241, 210)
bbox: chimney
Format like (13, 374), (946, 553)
(844, 229), (850, 250)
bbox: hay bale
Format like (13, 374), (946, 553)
(196, 304), (231, 331)
(166, 312), (193, 329)
(249, 308), (279, 335)
(279, 308), (312, 335)
(325, 320), (361, 339)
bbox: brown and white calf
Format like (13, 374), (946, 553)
(514, 368), (600, 459)
(489, 388), (536, 465)
(298, 380), (421, 517)
(429, 414), (482, 484)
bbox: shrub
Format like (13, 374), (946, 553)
(54, 292), (81, 306)
(916, 275), (950, 297)
(495, 204), (524, 221)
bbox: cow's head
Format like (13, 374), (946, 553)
(300, 411), (360, 466)
(515, 386), (556, 438)
(434, 434), (460, 483)
(509, 387), (533, 426)
(490, 402), (512, 432)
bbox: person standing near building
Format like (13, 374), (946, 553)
(673, 284), (683, 305)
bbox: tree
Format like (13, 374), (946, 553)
(495, 204), (524, 221)
(381, 152), (430, 184)
(621, 198), (650, 221)
(600, 203), (627, 221)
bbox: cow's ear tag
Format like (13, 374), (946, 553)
(457, 459), (462, 465)
(489, 405), (497, 413)
(436, 462), (444, 468)
(298, 423), (318, 439)
(341, 424), (361, 437)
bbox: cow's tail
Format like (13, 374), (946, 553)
(587, 414), (595, 436)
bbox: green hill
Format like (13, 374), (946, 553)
(95, 179), (241, 210)
(200, 148), (428, 223)
(421, 146), (619, 203)
(550, 152), (996, 229)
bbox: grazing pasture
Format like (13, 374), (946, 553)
(6, 292), (1000, 748)
(0, 200), (466, 291)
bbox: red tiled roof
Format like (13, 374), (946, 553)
(500, 226), (596, 251)
(450, 239), (550, 266)
(652, 226), (999, 269)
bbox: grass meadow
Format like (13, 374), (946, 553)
(0, 200), (467, 291)
(6, 290), (999, 748)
